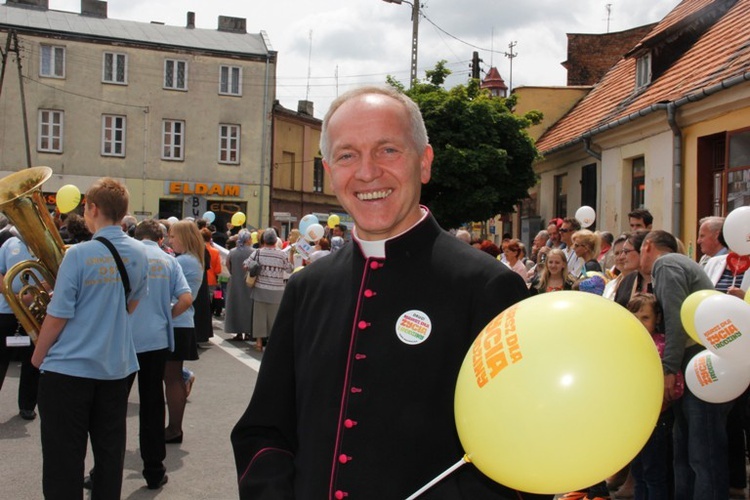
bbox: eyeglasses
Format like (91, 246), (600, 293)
(559, 228), (572, 233)
(573, 243), (585, 248)
(621, 248), (638, 255)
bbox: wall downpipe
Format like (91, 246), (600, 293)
(667, 102), (682, 239)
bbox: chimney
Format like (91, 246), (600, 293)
(217, 16), (247, 34)
(80, 0), (107, 19)
(6, 0), (49, 10)
(187, 12), (195, 29)
(297, 100), (314, 117)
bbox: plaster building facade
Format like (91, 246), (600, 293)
(529, 0), (750, 259)
(0, 0), (276, 231)
(270, 100), (345, 238)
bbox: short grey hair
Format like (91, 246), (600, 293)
(699, 216), (724, 233)
(320, 85), (428, 161)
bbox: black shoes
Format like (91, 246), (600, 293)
(147, 475), (168, 490)
(165, 432), (183, 444)
(19, 409), (36, 420)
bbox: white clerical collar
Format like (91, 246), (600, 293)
(354, 207), (429, 259)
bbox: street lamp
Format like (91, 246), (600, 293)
(382, 0), (420, 88)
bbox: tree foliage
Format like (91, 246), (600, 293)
(389, 62), (541, 228)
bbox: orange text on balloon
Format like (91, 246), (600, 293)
(704, 319), (742, 349)
(472, 305), (523, 388)
(695, 354), (719, 387)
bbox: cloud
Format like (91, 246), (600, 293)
(47, 0), (681, 116)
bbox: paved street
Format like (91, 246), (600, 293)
(0, 318), (261, 499)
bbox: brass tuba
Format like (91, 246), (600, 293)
(0, 167), (66, 343)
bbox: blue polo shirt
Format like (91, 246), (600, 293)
(172, 253), (202, 329)
(0, 236), (34, 314)
(130, 240), (191, 353)
(42, 225), (149, 380)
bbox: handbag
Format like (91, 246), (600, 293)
(245, 251), (261, 288)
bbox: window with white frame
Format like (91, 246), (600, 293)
(38, 110), (63, 153)
(635, 52), (652, 89)
(162, 120), (185, 160)
(218, 124), (240, 164)
(219, 65), (242, 96)
(102, 115), (126, 157)
(164, 59), (188, 90)
(103, 52), (127, 84)
(40, 45), (65, 78)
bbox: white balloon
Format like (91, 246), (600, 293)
(724, 206), (750, 256)
(694, 294), (750, 365)
(167, 216), (179, 224)
(685, 350), (750, 403)
(305, 223), (325, 242)
(575, 206), (596, 228)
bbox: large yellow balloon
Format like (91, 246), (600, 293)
(250, 231), (258, 245)
(680, 290), (722, 345)
(455, 291), (663, 494)
(327, 214), (341, 229)
(231, 212), (246, 226)
(56, 184), (81, 214)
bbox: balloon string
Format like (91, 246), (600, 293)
(404, 454), (471, 500)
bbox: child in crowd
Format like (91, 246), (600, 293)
(627, 293), (683, 500)
(529, 248), (575, 294)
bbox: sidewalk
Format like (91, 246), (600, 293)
(0, 318), (261, 499)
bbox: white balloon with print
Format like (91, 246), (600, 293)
(685, 350), (750, 403)
(575, 206), (596, 228)
(305, 223), (325, 242)
(694, 294), (750, 365)
(724, 206), (750, 256)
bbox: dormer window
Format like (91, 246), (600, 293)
(636, 52), (652, 88)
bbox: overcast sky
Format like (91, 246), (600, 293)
(50, 0), (681, 118)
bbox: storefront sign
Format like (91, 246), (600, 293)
(166, 181), (242, 198)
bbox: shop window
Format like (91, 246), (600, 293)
(631, 157), (645, 210)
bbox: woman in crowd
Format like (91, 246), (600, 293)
(529, 248), (574, 295)
(201, 228), (223, 319)
(244, 229), (292, 352)
(224, 229), (255, 341)
(503, 238), (528, 282)
(164, 220), (204, 443)
(602, 233), (630, 300)
(572, 229), (602, 276)
(308, 237), (331, 263)
(614, 230), (651, 308)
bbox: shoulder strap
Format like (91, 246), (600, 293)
(94, 236), (131, 308)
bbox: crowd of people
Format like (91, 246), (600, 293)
(1, 84), (748, 499)
(0, 175), (346, 498)
(461, 209), (749, 500)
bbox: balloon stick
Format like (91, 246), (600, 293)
(404, 454), (470, 500)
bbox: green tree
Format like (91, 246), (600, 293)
(390, 63), (541, 229)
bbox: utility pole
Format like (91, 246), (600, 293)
(383, 0), (420, 88)
(606, 4), (613, 33)
(470, 51), (482, 80)
(2, 31), (32, 167)
(504, 41), (517, 93)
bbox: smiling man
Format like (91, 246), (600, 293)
(231, 86), (535, 499)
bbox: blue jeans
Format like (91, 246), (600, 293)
(632, 410), (673, 500)
(673, 387), (733, 500)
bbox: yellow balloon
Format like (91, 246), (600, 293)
(455, 291), (663, 494)
(251, 231), (258, 245)
(56, 184), (81, 214)
(327, 214), (341, 229)
(231, 212), (246, 226)
(680, 290), (722, 345)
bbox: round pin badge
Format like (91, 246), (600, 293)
(395, 309), (432, 345)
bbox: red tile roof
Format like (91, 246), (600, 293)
(536, 0), (750, 154)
